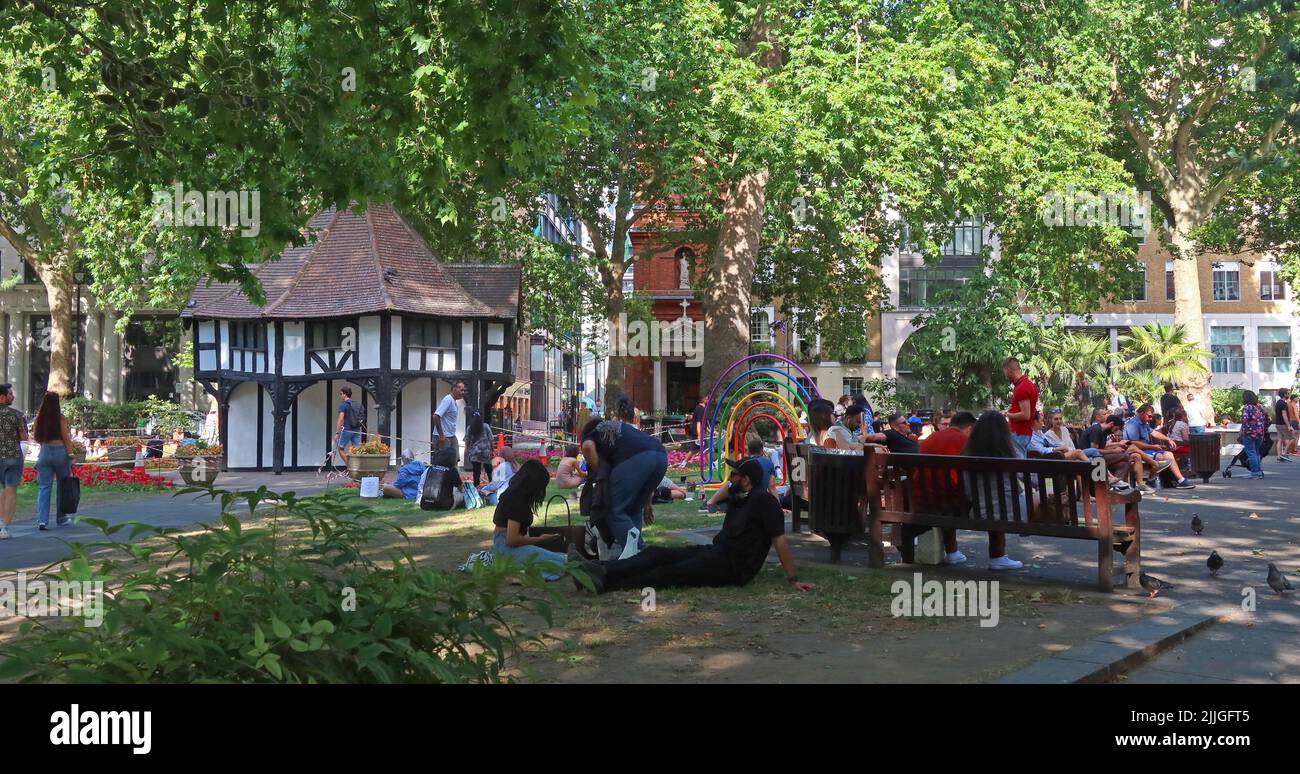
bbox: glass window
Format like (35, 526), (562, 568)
(940, 218), (983, 256)
(621, 265), (635, 295)
(898, 267), (974, 307)
(1120, 263), (1146, 302)
(749, 311), (770, 344)
(842, 377), (864, 397)
(1260, 267), (1287, 301)
(1210, 326), (1245, 373)
(1258, 326), (1292, 374)
(308, 320), (349, 351)
(1165, 262), (1175, 301)
(1212, 265), (1240, 301)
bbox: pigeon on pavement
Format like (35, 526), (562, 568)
(1207, 551), (1223, 576)
(1191, 514), (1203, 535)
(1138, 571), (1175, 598)
(1267, 563), (1293, 594)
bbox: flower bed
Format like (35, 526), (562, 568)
(20, 464), (174, 491)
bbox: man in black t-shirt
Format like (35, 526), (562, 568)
(689, 397), (707, 466)
(1275, 389), (1293, 463)
(882, 413), (920, 454)
(1159, 383), (1181, 421)
(575, 459), (815, 593)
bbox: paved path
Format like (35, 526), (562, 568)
(1, 471), (339, 572)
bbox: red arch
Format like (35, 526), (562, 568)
(730, 400), (800, 451)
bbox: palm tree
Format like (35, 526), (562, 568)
(1116, 322), (1211, 385)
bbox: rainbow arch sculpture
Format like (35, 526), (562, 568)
(700, 354), (823, 483)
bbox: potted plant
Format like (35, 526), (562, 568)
(102, 436), (140, 462)
(346, 436), (391, 481)
(174, 442), (224, 486)
(68, 440), (87, 465)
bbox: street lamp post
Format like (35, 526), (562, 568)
(74, 269), (86, 398)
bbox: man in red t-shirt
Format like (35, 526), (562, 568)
(1003, 357), (1038, 458)
(913, 411), (977, 564)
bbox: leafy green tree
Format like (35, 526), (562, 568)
(1085, 0), (1299, 406)
(0, 0), (584, 394)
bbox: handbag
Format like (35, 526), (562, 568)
(60, 475), (81, 515)
(528, 495), (595, 558)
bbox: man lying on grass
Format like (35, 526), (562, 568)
(572, 458), (815, 594)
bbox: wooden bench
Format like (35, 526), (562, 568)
(862, 447), (1141, 591)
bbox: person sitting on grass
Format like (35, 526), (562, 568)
(652, 476), (687, 503)
(554, 444), (586, 490)
(1123, 404), (1195, 490)
(382, 448), (428, 500)
(700, 434), (776, 512)
(479, 446), (517, 505)
(490, 458), (567, 581)
(573, 458), (815, 594)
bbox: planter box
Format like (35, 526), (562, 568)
(105, 446), (137, 462)
(71, 451), (87, 465)
(178, 459), (221, 486)
(346, 453), (390, 481)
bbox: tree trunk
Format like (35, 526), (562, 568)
(37, 260), (76, 398)
(602, 286), (626, 414)
(1169, 204), (1212, 411)
(701, 169), (770, 394)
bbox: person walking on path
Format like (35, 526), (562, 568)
(31, 392), (73, 530)
(334, 386), (363, 462)
(1273, 389), (1293, 463)
(463, 410), (494, 487)
(433, 381), (466, 465)
(0, 383), (29, 539)
(1240, 390), (1269, 479)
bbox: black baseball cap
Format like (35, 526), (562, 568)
(0, 383), (10, 397)
(724, 457), (766, 483)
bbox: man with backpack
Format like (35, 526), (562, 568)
(335, 386), (364, 460)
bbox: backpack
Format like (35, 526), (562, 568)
(420, 464), (456, 511)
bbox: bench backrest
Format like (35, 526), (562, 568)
(865, 447), (1109, 531)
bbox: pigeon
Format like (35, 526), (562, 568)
(1267, 563), (1293, 594)
(1191, 514), (1203, 535)
(1207, 551), (1223, 576)
(1138, 571), (1174, 598)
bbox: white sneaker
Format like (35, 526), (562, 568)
(945, 550), (967, 565)
(0, 527), (10, 539)
(989, 555), (1023, 571)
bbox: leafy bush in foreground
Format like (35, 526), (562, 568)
(0, 487), (571, 683)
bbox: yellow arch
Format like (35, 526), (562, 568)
(721, 389), (805, 462)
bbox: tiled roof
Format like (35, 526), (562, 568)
(183, 204), (518, 321)
(442, 264), (521, 320)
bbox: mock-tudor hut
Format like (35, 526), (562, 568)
(182, 204), (520, 472)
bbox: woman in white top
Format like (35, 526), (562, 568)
(1045, 411), (1076, 452)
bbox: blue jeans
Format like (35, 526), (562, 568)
(1190, 426), (1205, 434)
(1242, 435), (1263, 476)
(1011, 434), (1031, 459)
(35, 444), (70, 526)
(608, 450), (668, 552)
(0, 457), (23, 487)
(492, 531), (567, 581)
(337, 430), (361, 452)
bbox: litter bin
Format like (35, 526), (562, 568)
(1188, 432), (1221, 483)
(807, 447), (866, 561)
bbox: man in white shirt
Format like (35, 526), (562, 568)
(1184, 393), (1209, 433)
(433, 381), (466, 464)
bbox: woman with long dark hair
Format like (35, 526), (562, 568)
(962, 410), (1025, 571)
(463, 410), (494, 488)
(32, 391), (73, 529)
(1239, 390), (1267, 479)
(490, 458), (566, 580)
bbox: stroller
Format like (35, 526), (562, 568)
(1222, 434), (1272, 477)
